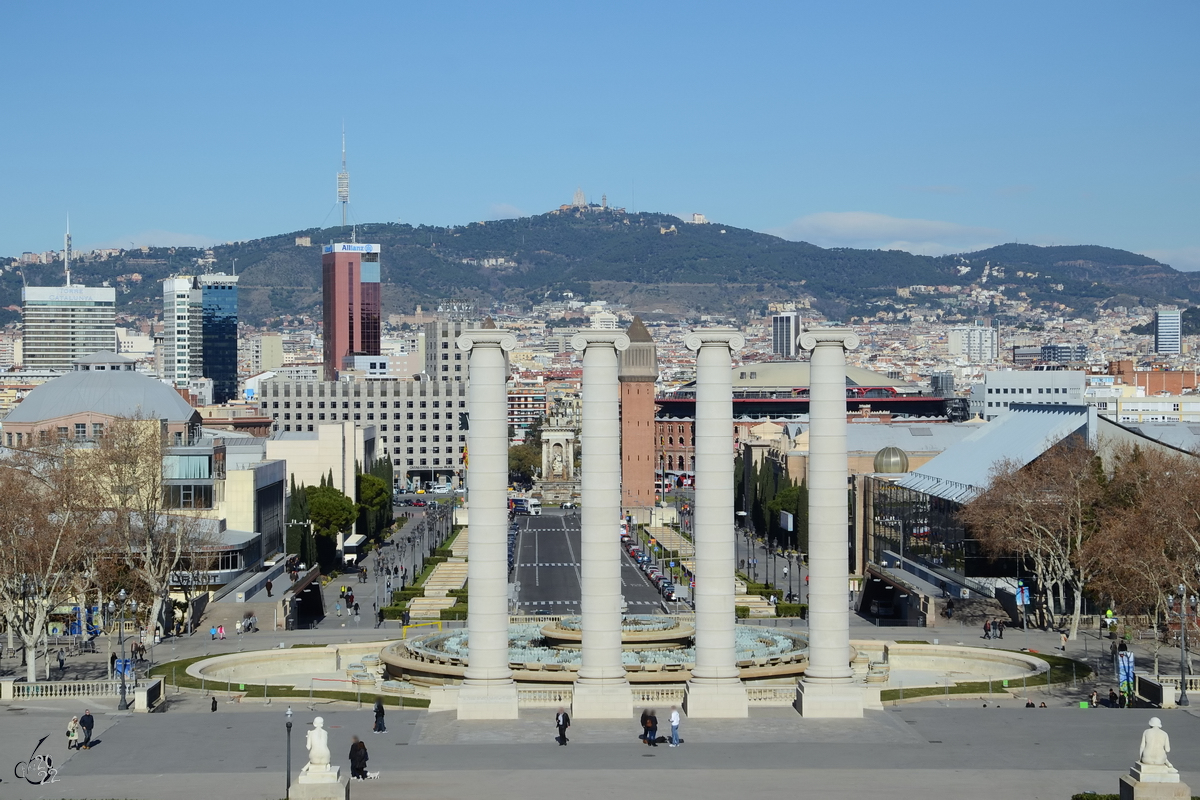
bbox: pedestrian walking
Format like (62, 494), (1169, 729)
(66, 716), (80, 750)
(668, 706), (681, 747)
(210, 625), (217, 640)
(109, 652), (117, 675)
(555, 707), (571, 746)
(57, 648), (65, 676)
(79, 709), (94, 749)
(211, 696), (218, 712)
(402, 609), (411, 627)
(373, 697), (386, 733)
(983, 619), (992, 640)
(646, 709), (659, 746)
(1060, 632), (1068, 652)
(996, 619), (1005, 639)
(335, 602), (342, 617)
(218, 625), (226, 640)
(1089, 690), (1098, 708)
(353, 602), (360, 616)
(349, 736), (369, 780)
(265, 579), (273, 598)
(235, 620), (242, 635)
(376, 609), (384, 628)
(944, 599), (955, 619)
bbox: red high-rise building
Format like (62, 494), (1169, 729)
(322, 242), (381, 381)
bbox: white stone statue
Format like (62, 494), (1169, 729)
(1131, 716), (1180, 784)
(1139, 717), (1173, 767)
(302, 716), (331, 773)
(552, 453), (564, 478)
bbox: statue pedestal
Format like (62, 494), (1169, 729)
(290, 766), (348, 800)
(1120, 764), (1190, 800)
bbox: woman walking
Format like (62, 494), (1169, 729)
(373, 697), (386, 733)
(66, 716), (80, 750)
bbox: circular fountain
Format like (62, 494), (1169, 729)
(380, 615), (809, 686)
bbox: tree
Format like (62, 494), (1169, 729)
(958, 438), (1106, 640)
(93, 417), (211, 642)
(0, 442), (98, 682)
(304, 484), (357, 568)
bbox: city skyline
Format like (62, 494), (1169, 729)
(3, 2), (1199, 269)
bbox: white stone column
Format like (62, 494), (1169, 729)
(456, 328), (519, 719)
(570, 331), (633, 718)
(797, 328), (868, 718)
(684, 329), (748, 718)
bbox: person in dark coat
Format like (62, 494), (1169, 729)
(640, 708), (650, 743)
(373, 697), (386, 733)
(555, 707), (570, 746)
(211, 696), (218, 712)
(79, 709), (95, 749)
(646, 709), (659, 746)
(349, 736), (369, 780)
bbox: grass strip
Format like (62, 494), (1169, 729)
(149, 655), (430, 708)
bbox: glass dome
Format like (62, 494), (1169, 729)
(873, 446), (910, 474)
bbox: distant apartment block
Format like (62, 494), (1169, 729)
(948, 323), (998, 364)
(22, 285), (116, 372)
(424, 320), (477, 381)
(1041, 343), (1088, 363)
(771, 312), (801, 358)
(1155, 307), (1182, 355)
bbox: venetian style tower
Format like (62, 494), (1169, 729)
(619, 316), (659, 518)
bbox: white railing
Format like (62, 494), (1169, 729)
(517, 687), (574, 708)
(631, 686), (686, 704)
(1154, 675), (1200, 691)
(14, 680), (128, 700)
(746, 686), (796, 706)
(509, 615), (563, 625)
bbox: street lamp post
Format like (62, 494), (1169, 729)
(107, 589), (137, 711)
(1170, 585), (1197, 707)
(787, 552), (795, 600)
(285, 706), (293, 796)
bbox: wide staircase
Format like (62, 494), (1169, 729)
(408, 560), (468, 620)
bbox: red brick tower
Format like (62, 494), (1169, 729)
(619, 316), (659, 519)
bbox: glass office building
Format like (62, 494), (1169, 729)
(199, 274), (239, 403)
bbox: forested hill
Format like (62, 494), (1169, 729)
(4, 210), (1195, 325)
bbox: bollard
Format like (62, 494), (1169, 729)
(265, 681), (270, 705)
(1072, 661), (1077, 688)
(988, 676), (992, 696)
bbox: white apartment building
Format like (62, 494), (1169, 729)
(22, 285), (116, 372)
(948, 324), (999, 364)
(258, 377), (466, 490)
(771, 312), (802, 358)
(969, 369), (1085, 421)
(1155, 307), (1182, 355)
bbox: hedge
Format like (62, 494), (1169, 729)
(440, 604), (468, 620)
(776, 603), (807, 618)
(735, 606), (750, 619)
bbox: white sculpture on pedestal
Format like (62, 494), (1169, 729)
(1131, 717), (1180, 783)
(298, 717), (337, 781)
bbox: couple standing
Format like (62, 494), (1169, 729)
(640, 707), (682, 747)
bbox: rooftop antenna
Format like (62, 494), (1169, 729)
(337, 124), (350, 229)
(64, 214), (72, 287)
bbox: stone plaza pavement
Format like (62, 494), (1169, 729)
(3, 688), (1200, 800)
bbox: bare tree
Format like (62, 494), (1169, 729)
(93, 418), (207, 640)
(958, 437), (1106, 640)
(0, 444), (99, 682)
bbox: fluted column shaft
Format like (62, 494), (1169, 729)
(686, 329), (745, 683)
(458, 330), (516, 687)
(800, 328), (860, 683)
(572, 332), (630, 684)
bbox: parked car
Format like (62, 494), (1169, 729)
(561, 501), (576, 509)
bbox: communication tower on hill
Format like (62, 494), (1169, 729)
(64, 215), (72, 287)
(338, 126), (350, 228)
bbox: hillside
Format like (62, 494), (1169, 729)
(3, 211), (1194, 326)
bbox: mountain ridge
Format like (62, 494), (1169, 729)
(2, 211), (1193, 326)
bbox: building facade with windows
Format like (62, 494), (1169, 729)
(257, 377), (466, 490)
(22, 285), (116, 372)
(423, 320), (477, 380)
(968, 369), (1086, 421)
(771, 312), (801, 358)
(1155, 307), (1183, 355)
(322, 243), (381, 381)
(163, 273), (240, 403)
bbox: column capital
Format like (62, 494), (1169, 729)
(570, 331), (630, 352)
(799, 327), (860, 352)
(457, 329), (517, 352)
(684, 328), (745, 352)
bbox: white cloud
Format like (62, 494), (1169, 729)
(770, 211), (1003, 256)
(485, 203), (526, 220)
(1143, 246), (1200, 272)
(87, 230), (222, 250)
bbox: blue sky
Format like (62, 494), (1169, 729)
(4, 1), (1199, 267)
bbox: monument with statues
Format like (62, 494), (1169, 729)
(533, 401), (580, 506)
(1120, 717), (1189, 799)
